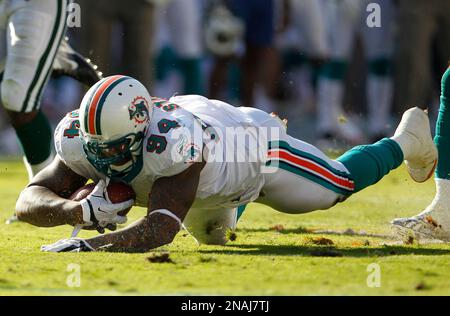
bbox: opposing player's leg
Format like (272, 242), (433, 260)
(1, 0), (68, 181)
(392, 68), (450, 241)
(257, 107), (436, 215)
(183, 207), (237, 245)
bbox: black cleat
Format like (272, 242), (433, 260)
(52, 37), (103, 86)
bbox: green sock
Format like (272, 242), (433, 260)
(337, 138), (404, 193)
(178, 58), (203, 95)
(435, 68), (450, 180)
(15, 110), (53, 165)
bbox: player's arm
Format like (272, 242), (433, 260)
(84, 161), (206, 253)
(15, 156), (88, 227)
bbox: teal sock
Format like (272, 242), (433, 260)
(337, 138), (404, 193)
(15, 110), (53, 165)
(155, 46), (177, 81)
(368, 57), (392, 76)
(178, 58), (203, 95)
(236, 204), (247, 222)
(319, 60), (348, 80)
(435, 68), (450, 179)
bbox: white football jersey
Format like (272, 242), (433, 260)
(55, 95), (269, 209)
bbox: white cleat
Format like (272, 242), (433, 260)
(392, 202), (450, 242)
(392, 107), (437, 183)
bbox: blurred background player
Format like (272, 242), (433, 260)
(207, 0), (283, 112)
(316, 0), (395, 146)
(153, 0), (204, 97)
(394, 0), (450, 116)
(205, 0), (244, 102)
(275, 0), (329, 113)
(76, 0), (155, 89)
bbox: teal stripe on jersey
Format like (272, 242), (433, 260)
(269, 140), (351, 178)
(266, 160), (353, 196)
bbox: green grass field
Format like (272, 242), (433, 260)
(0, 159), (449, 296)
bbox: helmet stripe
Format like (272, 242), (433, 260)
(95, 76), (130, 135)
(87, 75), (125, 135)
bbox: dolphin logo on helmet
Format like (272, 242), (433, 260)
(128, 97), (150, 125)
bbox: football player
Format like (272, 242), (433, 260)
(15, 75), (437, 253)
(392, 67), (450, 242)
(0, 0), (102, 184)
(1, 0), (102, 224)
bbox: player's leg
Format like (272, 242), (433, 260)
(392, 68), (450, 241)
(166, 0), (203, 95)
(183, 207), (237, 245)
(121, 0), (155, 89)
(393, 0), (434, 113)
(316, 0), (364, 145)
(363, 0), (395, 141)
(1, 0), (68, 181)
(257, 107), (437, 214)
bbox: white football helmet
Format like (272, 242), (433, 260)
(205, 5), (244, 57)
(79, 75), (153, 180)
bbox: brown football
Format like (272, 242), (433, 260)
(70, 181), (136, 216)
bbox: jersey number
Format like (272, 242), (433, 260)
(147, 119), (180, 154)
(63, 120), (80, 138)
(147, 135), (167, 154)
(152, 97), (179, 112)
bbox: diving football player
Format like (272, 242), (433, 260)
(15, 75), (437, 252)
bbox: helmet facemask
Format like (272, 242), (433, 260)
(82, 131), (144, 180)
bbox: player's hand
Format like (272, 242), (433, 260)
(41, 238), (95, 252)
(79, 180), (134, 228)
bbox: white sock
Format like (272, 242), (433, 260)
(429, 179), (450, 211)
(390, 136), (411, 161)
(317, 78), (344, 134)
(23, 153), (55, 182)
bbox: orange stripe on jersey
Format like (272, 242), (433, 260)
(268, 149), (355, 191)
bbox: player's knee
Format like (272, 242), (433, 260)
(1, 79), (26, 112)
